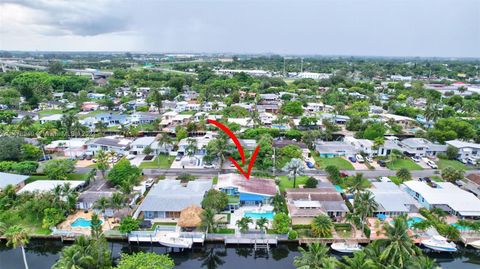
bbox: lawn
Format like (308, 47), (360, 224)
(27, 173), (87, 183)
(312, 155), (354, 170)
(139, 155), (174, 169)
(386, 159), (423, 170)
(436, 159), (471, 170)
(38, 109), (63, 116)
(278, 175), (310, 192)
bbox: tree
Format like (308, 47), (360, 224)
(93, 198), (110, 230)
(201, 208), (217, 233)
(201, 189), (228, 212)
(379, 216), (419, 268)
(4, 225), (30, 269)
(273, 212), (291, 234)
(396, 168), (411, 182)
(236, 216), (253, 233)
(53, 236), (111, 269)
(347, 173), (369, 196)
(325, 165), (341, 184)
(353, 191), (378, 233)
(143, 145), (153, 155)
(119, 216), (140, 234)
(0, 137), (25, 161)
(311, 215), (333, 238)
(107, 158), (141, 187)
(95, 150), (109, 179)
(282, 158), (306, 188)
(281, 100), (304, 116)
(47, 61), (65, 75)
(294, 243), (334, 269)
(441, 166), (465, 183)
(304, 177), (318, 188)
(272, 193), (287, 214)
(255, 217), (268, 232)
(116, 252), (175, 269)
(43, 159), (76, 180)
(20, 144), (42, 161)
(42, 208), (65, 229)
(445, 145), (459, 160)
(339, 251), (377, 269)
(175, 126), (188, 142)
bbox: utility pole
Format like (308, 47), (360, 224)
(272, 147), (276, 176)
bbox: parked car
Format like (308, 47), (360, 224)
(356, 154), (365, 163)
(411, 156), (421, 162)
(425, 160), (438, 169)
(348, 156), (357, 163)
(377, 160), (386, 167)
(365, 157), (373, 163)
(126, 154), (136, 160)
(145, 178), (155, 188)
(85, 154), (92, 160)
(38, 155), (52, 162)
(175, 153), (183, 161)
(306, 161), (315, 168)
(340, 172), (349, 178)
(203, 163), (215, 169)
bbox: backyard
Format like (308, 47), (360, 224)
(386, 159), (423, 170)
(139, 155), (175, 169)
(277, 175), (310, 192)
(312, 154), (355, 170)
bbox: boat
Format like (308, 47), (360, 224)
(421, 236), (457, 252)
(468, 240), (480, 249)
(157, 234), (193, 248)
(330, 242), (363, 253)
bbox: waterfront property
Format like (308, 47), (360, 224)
(369, 181), (420, 217)
(402, 180), (480, 218)
(216, 173), (277, 210)
(285, 182), (349, 225)
(135, 179), (212, 221)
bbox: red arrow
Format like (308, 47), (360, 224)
(207, 119), (260, 179)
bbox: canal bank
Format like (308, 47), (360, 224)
(1, 239), (480, 269)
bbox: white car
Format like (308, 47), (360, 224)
(203, 163), (215, 169)
(365, 157), (373, 163)
(356, 154), (365, 163)
(426, 160), (438, 169)
(126, 154), (136, 160)
(411, 156), (421, 162)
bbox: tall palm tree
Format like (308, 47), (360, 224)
(95, 150), (109, 179)
(61, 113), (78, 138)
(293, 243), (330, 269)
(109, 192), (125, 214)
(282, 158), (306, 188)
(379, 216), (419, 268)
(201, 208), (216, 233)
(348, 173), (368, 196)
(53, 244), (94, 269)
(236, 217), (253, 233)
(424, 104), (442, 122)
(311, 215), (333, 238)
(71, 121), (88, 138)
(4, 225), (30, 269)
(94, 121), (108, 137)
(39, 122), (58, 138)
(185, 138), (198, 159)
(94, 197), (111, 229)
(354, 191), (378, 232)
(255, 217), (268, 232)
(339, 251), (377, 269)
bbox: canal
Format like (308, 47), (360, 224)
(1, 241), (479, 269)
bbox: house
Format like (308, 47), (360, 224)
(39, 114), (63, 124)
(95, 113), (128, 127)
(177, 132), (216, 156)
(344, 137), (376, 157)
(128, 112), (159, 125)
(39, 101), (64, 110)
(445, 140), (480, 161)
(135, 179), (212, 221)
(18, 180), (85, 194)
(306, 103), (333, 113)
(381, 113), (416, 128)
(259, 93), (279, 103)
(256, 104), (279, 114)
(369, 181), (420, 217)
(314, 141), (357, 158)
(0, 172), (29, 190)
(135, 87), (151, 98)
(87, 93), (106, 99)
(86, 137), (132, 155)
(465, 174), (480, 197)
(402, 180), (480, 218)
(216, 173), (277, 209)
(81, 102), (100, 112)
(321, 113), (350, 124)
(378, 137), (447, 157)
(227, 118), (254, 128)
(45, 138), (89, 158)
(12, 111), (39, 123)
(129, 137), (156, 155)
(285, 182), (349, 224)
(115, 87), (132, 97)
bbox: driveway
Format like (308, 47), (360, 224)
(130, 155), (146, 167)
(349, 159), (369, 170)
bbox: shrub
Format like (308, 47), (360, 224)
(288, 230), (298, 240)
(304, 177), (318, 188)
(273, 213), (291, 234)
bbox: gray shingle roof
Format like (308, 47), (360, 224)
(0, 172), (29, 189)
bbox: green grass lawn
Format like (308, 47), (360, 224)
(38, 109), (63, 116)
(278, 175), (310, 192)
(436, 159), (471, 170)
(27, 173), (87, 183)
(388, 176), (403, 185)
(139, 155), (174, 169)
(312, 155), (354, 170)
(386, 159), (423, 170)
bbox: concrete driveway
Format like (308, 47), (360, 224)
(130, 155), (146, 167)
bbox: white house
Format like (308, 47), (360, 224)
(446, 140), (480, 161)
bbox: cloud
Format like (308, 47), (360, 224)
(1, 0), (132, 36)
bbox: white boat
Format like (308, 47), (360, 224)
(421, 236), (457, 252)
(330, 242), (363, 253)
(468, 240), (480, 249)
(157, 234), (193, 248)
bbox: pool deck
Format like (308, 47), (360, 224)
(57, 210), (118, 235)
(228, 206), (274, 231)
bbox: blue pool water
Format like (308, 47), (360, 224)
(71, 217), (103, 228)
(334, 185), (344, 193)
(244, 211), (274, 220)
(451, 223), (471, 231)
(390, 217), (424, 227)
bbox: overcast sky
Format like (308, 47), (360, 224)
(0, 0), (479, 57)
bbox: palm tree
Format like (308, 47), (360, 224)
(311, 215), (333, 238)
(94, 121), (108, 137)
(53, 243), (94, 269)
(110, 192), (125, 214)
(4, 225), (30, 269)
(293, 243), (330, 269)
(272, 193), (286, 214)
(90, 213), (103, 239)
(424, 104), (442, 122)
(339, 251), (377, 269)
(94, 197), (111, 229)
(282, 158), (306, 188)
(255, 217), (268, 232)
(236, 217), (253, 233)
(71, 121), (88, 138)
(354, 191), (378, 233)
(379, 216), (419, 268)
(185, 138), (198, 159)
(39, 123), (58, 138)
(95, 150), (109, 179)
(408, 256), (437, 269)
(348, 173), (368, 196)
(61, 113), (78, 138)
(201, 208), (217, 233)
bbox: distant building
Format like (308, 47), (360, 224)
(445, 140), (480, 161)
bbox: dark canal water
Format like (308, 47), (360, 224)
(1, 240), (479, 269)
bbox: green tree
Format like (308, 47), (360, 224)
(43, 159), (76, 180)
(20, 144), (42, 161)
(107, 158), (141, 187)
(42, 208), (65, 229)
(236, 216), (253, 233)
(95, 150), (109, 179)
(282, 100), (304, 116)
(119, 216), (140, 234)
(396, 168), (412, 182)
(273, 212), (291, 234)
(304, 177), (318, 188)
(339, 251), (377, 269)
(4, 225), (30, 269)
(201, 189), (228, 212)
(445, 145), (459, 160)
(311, 215), (333, 238)
(175, 126), (188, 142)
(116, 252), (174, 269)
(294, 243), (334, 269)
(325, 165), (341, 184)
(282, 158), (306, 188)
(441, 166), (465, 183)
(90, 213), (103, 239)
(201, 208), (217, 233)
(255, 217), (268, 232)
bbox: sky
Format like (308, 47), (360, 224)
(0, 0), (479, 57)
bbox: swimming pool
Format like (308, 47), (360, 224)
(390, 217), (424, 228)
(244, 211), (274, 220)
(451, 223), (471, 231)
(71, 217), (103, 228)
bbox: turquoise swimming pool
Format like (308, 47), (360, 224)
(390, 216), (424, 228)
(71, 217), (103, 228)
(244, 211), (274, 220)
(451, 223), (471, 231)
